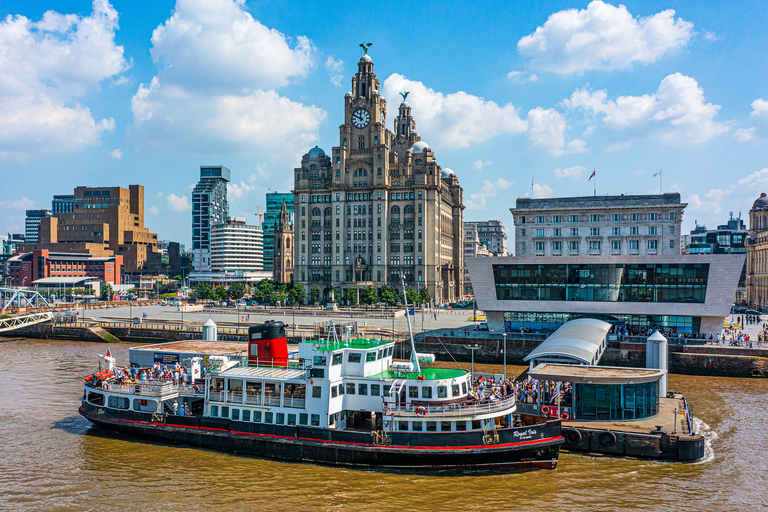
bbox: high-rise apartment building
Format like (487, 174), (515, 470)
(262, 192), (294, 271)
(464, 220), (507, 256)
(210, 217), (263, 273)
(21, 185), (159, 272)
(192, 166), (230, 271)
(52, 195), (74, 214)
(511, 194), (685, 258)
(25, 209), (53, 243)
(293, 49), (464, 303)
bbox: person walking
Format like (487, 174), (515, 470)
(172, 400), (179, 415)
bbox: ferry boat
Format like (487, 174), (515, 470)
(79, 294), (562, 471)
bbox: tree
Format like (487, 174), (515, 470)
(100, 283), (113, 301)
(125, 287), (137, 296)
(406, 289), (420, 306)
(228, 282), (246, 299)
(418, 287), (431, 305)
(288, 284), (306, 305)
(159, 281), (178, 295)
(378, 286), (397, 305)
(360, 285), (378, 305)
(257, 279), (276, 303)
(213, 286), (228, 301)
(193, 283), (214, 300)
(310, 284), (321, 303)
(342, 287), (357, 305)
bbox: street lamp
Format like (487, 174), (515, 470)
(465, 344), (480, 379)
(292, 304), (296, 338)
(502, 333), (507, 380)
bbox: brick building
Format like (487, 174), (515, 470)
(7, 249), (122, 287)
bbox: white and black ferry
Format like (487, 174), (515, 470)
(80, 305), (562, 471)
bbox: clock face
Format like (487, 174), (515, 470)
(351, 108), (371, 128)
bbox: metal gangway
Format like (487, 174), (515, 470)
(0, 312), (54, 333)
(0, 287), (51, 312)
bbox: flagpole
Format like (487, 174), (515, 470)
(531, 176), (534, 198)
(660, 170), (662, 194)
(593, 169), (596, 196)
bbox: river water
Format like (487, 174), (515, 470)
(1, 338), (766, 512)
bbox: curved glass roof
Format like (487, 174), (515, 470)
(524, 318), (612, 365)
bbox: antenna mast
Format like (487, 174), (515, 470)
(400, 274), (420, 374)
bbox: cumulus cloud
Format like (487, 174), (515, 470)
(533, 183), (554, 198)
(734, 98), (768, 143)
(0, 197), (36, 210)
(0, 0), (125, 159)
(382, 74), (527, 148)
(473, 160), (492, 171)
(465, 178), (514, 210)
(227, 180), (254, 199)
(687, 167), (768, 218)
(554, 165), (586, 178)
(325, 56), (344, 87)
(167, 194), (191, 212)
(518, 1), (694, 74)
(131, 0), (324, 157)
(148, 205), (160, 215)
(111, 148), (123, 159)
(564, 73), (728, 146)
(507, 70), (538, 84)
(526, 107), (586, 155)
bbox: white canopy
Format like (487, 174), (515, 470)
(524, 318), (612, 365)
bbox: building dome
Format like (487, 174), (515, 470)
(307, 146), (325, 158)
(753, 193), (768, 210)
(411, 141), (430, 153)
(345, 92), (353, 98)
(359, 54), (372, 63)
(440, 168), (455, 178)
(400, 101), (410, 109)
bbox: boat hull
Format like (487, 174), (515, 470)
(80, 402), (561, 471)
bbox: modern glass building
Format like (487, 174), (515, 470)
(52, 195), (74, 214)
(467, 255), (745, 336)
(192, 166), (230, 272)
(262, 192), (293, 271)
(24, 209), (52, 244)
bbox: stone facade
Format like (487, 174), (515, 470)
(464, 220), (507, 256)
(747, 192), (768, 309)
(292, 50), (464, 303)
(273, 199), (294, 284)
(511, 193), (685, 258)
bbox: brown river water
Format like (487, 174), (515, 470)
(1, 338), (766, 512)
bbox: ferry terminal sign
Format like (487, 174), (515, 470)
(153, 353), (180, 364)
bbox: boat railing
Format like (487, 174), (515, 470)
(265, 395), (281, 407)
(384, 394), (516, 418)
(245, 394), (262, 405)
(283, 396), (306, 409)
(209, 391), (225, 402)
(103, 381), (178, 397)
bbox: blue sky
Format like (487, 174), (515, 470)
(1, 0), (766, 247)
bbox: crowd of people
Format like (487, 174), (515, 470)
(467, 375), (572, 408)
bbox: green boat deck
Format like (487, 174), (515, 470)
(368, 367), (467, 381)
(306, 338), (394, 352)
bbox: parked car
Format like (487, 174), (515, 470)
(476, 323), (489, 331)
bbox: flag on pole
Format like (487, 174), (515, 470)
(589, 170), (596, 181)
(106, 348), (111, 358)
(653, 171), (661, 177)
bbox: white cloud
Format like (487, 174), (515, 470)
(473, 160), (492, 171)
(526, 107), (586, 155)
(0, 0), (125, 159)
(737, 168), (768, 188)
(564, 73), (728, 145)
(752, 99), (768, 121)
(465, 178), (514, 210)
(382, 74), (527, 148)
(734, 128), (755, 143)
(554, 165), (586, 178)
(687, 168), (768, 217)
(131, 0), (324, 157)
(507, 70), (538, 84)
(148, 205), (160, 215)
(533, 183), (554, 198)
(518, 1), (694, 74)
(325, 56), (344, 87)
(0, 197), (36, 210)
(167, 194), (191, 212)
(227, 180), (254, 199)
(735, 99), (768, 143)
(111, 148), (123, 159)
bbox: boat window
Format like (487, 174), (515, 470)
(242, 410), (251, 422)
(328, 415), (334, 426)
(437, 386), (447, 399)
(411, 421), (423, 431)
(358, 384), (368, 395)
(221, 406), (229, 418)
(371, 384), (380, 396)
(440, 421), (451, 431)
(87, 391), (104, 405)
(108, 396), (130, 409)
(232, 409), (240, 421)
(422, 387), (432, 399)
(461, 382), (468, 394)
(398, 421), (408, 431)
(387, 346), (393, 356)
(288, 414), (296, 426)
(383, 385), (391, 396)
(332, 353), (343, 365)
(426, 421), (437, 432)
(253, 411), (262, 422)
(245, 381), (262, 405)
(312, 386), (322, 398)
(472, 420), (482, 430)
(348, 353), (362, 363)
(456, 421), (467, 431)
(409, 386), (418, 398)
(377, 349), (384, 360)
(346, 383), (356, 395)
(332, 386), (338, 398)
(264, 412), (273, 424)
(210, 405), (219, 417)
(338, 384), (345, 395)
(311, 414), (320, 427)
(452, 384), (460, 396)
(285, 383), (306, 404)
(366, 352), (377, 362)
(276, 413), (285, 425)
(313, 355), (327, 366)
(300, 413), (308, 425)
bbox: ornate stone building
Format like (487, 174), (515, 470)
(746, 192), (768, 309)
(273, 199), (294, 284)
(292, 48), (464, 303)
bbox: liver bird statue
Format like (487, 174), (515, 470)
(360, 41), (372, 54)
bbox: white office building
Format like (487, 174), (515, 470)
(210, 217), (263, 273)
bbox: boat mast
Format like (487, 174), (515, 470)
(400, 274), (420, 374)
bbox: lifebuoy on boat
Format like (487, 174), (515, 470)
(561, 412), (569, 421)
(416, 406), (427, 416)
(540, 405), (550, 415)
